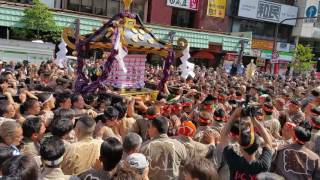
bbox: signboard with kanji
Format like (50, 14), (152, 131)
(207, 0), (227, 18)
(167, 0), (199, 11)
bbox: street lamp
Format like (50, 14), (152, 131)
(273, 16), (318, 52)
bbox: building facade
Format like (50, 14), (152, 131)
(0, 0), (251, 66)
(230, 0), (298, 74)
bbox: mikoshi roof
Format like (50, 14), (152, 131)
(62, 1), (172, 57)
(63, 0), (178, 93)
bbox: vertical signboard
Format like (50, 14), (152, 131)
(207, 0), (227, 18)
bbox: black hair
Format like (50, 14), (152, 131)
(54, 109), (75, 120)
(263, 102), (273, 116)
(311, 106), (320, 116)
(113, 102), (127, 119)
(112, 168), (136, 180)
(295, 121), (312, 143)
(203, 94), (216, 103)
(0, 100), (11, 116)
(278, 112), (288, 129)
(40, 136), (65, 168)
(146, 106), (157, 116)
(265, 96), (272, 103)
(104, 106), (119, 122)
(77, 115), (96, 129)
(235, 91), (242, 97)
(0, 145), (14, 169)
(71, 93), (82, 105)
(214, 109), (225, 118)
(182, 157), (218, 180)
(100, 137), (123, 171)
(20, 99), (39, 115)
(2, 155), (39, 180)
(83, 94), (95, 105)
(311, 89), (320, 97)
(0, 76), (8, 85)
(95, 114), (107, 123)
(239, 132), (259, 155)
(97, 94), (111, 106)
(230, 120), (241, 135)
(151, 116), (169, 134)
(55, 92), (71, 107)
(22, 117), (42, 139)
(51, 118), (73, 137)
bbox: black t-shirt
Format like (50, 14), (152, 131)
(223, 145), (272, 180)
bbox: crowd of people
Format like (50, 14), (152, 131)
(0, 58), (319, 180)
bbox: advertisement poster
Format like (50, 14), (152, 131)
(207, 0), (227, 18)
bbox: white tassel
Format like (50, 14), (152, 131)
(114, 32), (128, 73)
(178, 44), (195, 79)
(55, 39), (68, 68)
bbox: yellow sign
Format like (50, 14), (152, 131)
(207, 0), (226, 18)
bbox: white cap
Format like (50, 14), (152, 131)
(126, 153), (149, 174)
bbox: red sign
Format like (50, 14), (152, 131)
(271, 51), (279, 63)
(316, 72), (320, 80)
(225, 53), (238, 61)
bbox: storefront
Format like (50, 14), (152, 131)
(260, 49), (293, 75)
(250, 38), (294, 75)
(0, 3), (251, 64)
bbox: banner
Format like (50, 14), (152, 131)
(207, 0), (227, 18)
(252, 39), (274, 50)
(167, 0), (199, 11)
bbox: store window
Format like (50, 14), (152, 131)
(106, 0), (121, 17)
(93, 0), (106, 15)
(65, 0), (145, 19)
(80, 0), (93, 13)
(232, 19), (292, 40)
(171, 8), (195, 28)
(67, 0), (80, 11)
(4, 0), (33, 4)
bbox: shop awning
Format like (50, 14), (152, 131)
(192, 50), (215, 59)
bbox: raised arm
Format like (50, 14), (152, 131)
(219, 107), (241, 150)
(251, 117), (272, 149)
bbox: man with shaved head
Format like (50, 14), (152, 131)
(61, 116), (102, 175)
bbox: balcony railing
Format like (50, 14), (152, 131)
(3, 0), (33, 4)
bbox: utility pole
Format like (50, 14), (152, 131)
(273, 16), (318, 75)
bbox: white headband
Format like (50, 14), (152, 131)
(42, 156), (64, 167)
(43, 94), (53, 104)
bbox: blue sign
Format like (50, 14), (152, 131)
(306, 5), (317, 17)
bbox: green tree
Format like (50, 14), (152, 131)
(11, 0), (61, 42)
(291, 44), (315, 74)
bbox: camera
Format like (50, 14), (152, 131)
(241, 105), (259, 117)
(239, 95), (259, 117)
